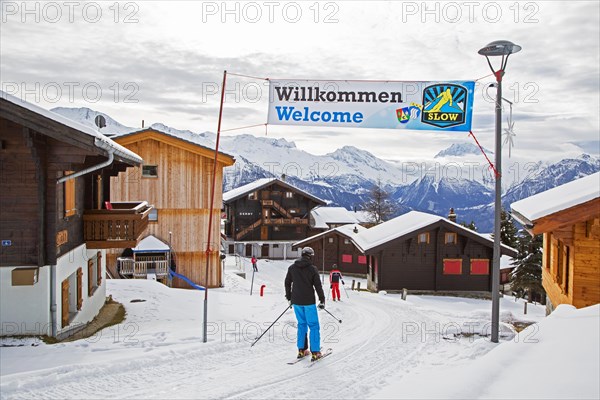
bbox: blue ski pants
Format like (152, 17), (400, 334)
(293, 304), (320, 352)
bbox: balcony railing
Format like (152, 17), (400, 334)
(83, 201), (153, 249)
(263, 218), (308, 225)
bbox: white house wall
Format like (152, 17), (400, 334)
(0, 265), (51, 336)
(55, 244), (106, 338)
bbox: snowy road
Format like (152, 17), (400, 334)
(0, 258), (545, 400)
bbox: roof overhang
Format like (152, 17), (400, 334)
(113, 128), (235, 166)
(0, 94), (141, 166)
(513, 197), (600, 236)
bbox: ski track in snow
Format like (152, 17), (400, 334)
(0, 258), (531, 400)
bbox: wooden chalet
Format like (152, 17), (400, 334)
(293, 224), (369, 275)
(223, 178), (325, 258)
(110, 128), (235, 288)
(308, 206), (372, 236)
(511, 172), (600, 312)
(351, 211), (517, 293)
(0, 91), (150, 338)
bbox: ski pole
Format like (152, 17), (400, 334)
(322, 307), (342, 324)
(342, 283), (349, 299)
(250, 304), (291, 347)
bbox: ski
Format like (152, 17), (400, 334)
(287, 350), (311, 364)
(287, 357), (308, 365)
(305, 348), (332, 368)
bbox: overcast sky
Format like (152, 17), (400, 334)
(1, 1), (599, 164)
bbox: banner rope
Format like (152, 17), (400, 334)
(468, 130), (500, 177)
(227, 72), (269, 81)
(220, 123), (268, 133)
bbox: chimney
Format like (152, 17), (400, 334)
(281, 174), (286, 182)
(142, 119), (145, 128)
(448, 208), (457, 222)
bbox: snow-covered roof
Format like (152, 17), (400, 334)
(293, 223), (368, 248)
(353, 211), (516, 254)
(223, 178), (326, 204)
(310, 206), (364, 229)
(113, 127), (235, 162)
(511, 172), (600, 222)
(133, 235), (170, 253)
(0, 90), (142, 165)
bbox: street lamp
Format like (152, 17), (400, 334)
(478, 40), (521, 343)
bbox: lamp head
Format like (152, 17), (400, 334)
(478, 40), (522, 57)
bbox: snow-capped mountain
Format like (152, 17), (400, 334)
(434, 142), (493, 158)
(50, 107), (135, 135)
(51, 107), (599, 232)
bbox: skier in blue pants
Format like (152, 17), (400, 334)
(285, 247), (326, 361)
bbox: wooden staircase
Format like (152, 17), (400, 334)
(236, 219), (262, 240)
(261, 199), (293, 218)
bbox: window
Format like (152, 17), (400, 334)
(558, 241), (570, 293)
(149, 208), (158, 222)
(289, 208), (299, 214)
(470, 259), (489, 275)
(443, 259), (462, 275)
(344, 239), (350, 244)
(358, 255), (367, 264)
(285, 191), (293, 198)
(273, 226), (280, 231)
(248, 192), (257, 200)
(264, 209), (270, 218)
(418, 232), (429, 244)
(273, 244), (279, 248)
(142, 165), (158, 177)
(88, 259), (95, 296)
(64, 171), (76, 217)
(342, 254), (353, 263)
(445, 232), (457, 245)
(328, 237), (335, 243)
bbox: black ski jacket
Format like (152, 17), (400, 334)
(284, 257), (325, 306)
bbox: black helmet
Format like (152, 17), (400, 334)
(301, 247), (315, 257)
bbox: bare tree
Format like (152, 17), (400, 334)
(362, 178), (396, 224)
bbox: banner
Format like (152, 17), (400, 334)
(268, 79), (474, 132)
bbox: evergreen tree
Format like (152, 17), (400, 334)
(460, 220), (477, 231)
(510, 233), (544, 302)
(362, 178), (396, 224)
(495, 208), (518, 248)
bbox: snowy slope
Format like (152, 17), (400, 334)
(2, 257), (596, 400)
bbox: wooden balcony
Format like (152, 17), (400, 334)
(263, 218), (308, 225)
(83, 201), (153, 249)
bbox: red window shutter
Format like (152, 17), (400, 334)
(97, 251), (103, 286)
(77, 268), (83, 310)
(358, 255), (367, 264)
(443, 259), (462, 275)
(471, 259), (490, 275)
(342, 254), (353, 263)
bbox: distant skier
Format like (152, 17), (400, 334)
(329, 265), (345, 302)
(251, 256), (258, 272)
(285, 247), (326, 361)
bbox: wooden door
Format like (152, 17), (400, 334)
(261, 226), (269, 241)
(261, 244), (269, 258)
(245, 244), (253, 257)
(61, 279), (69, 328)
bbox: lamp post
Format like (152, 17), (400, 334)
(478, 40), (521, 343)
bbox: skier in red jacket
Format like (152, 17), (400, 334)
(329, 265), (344, 302)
